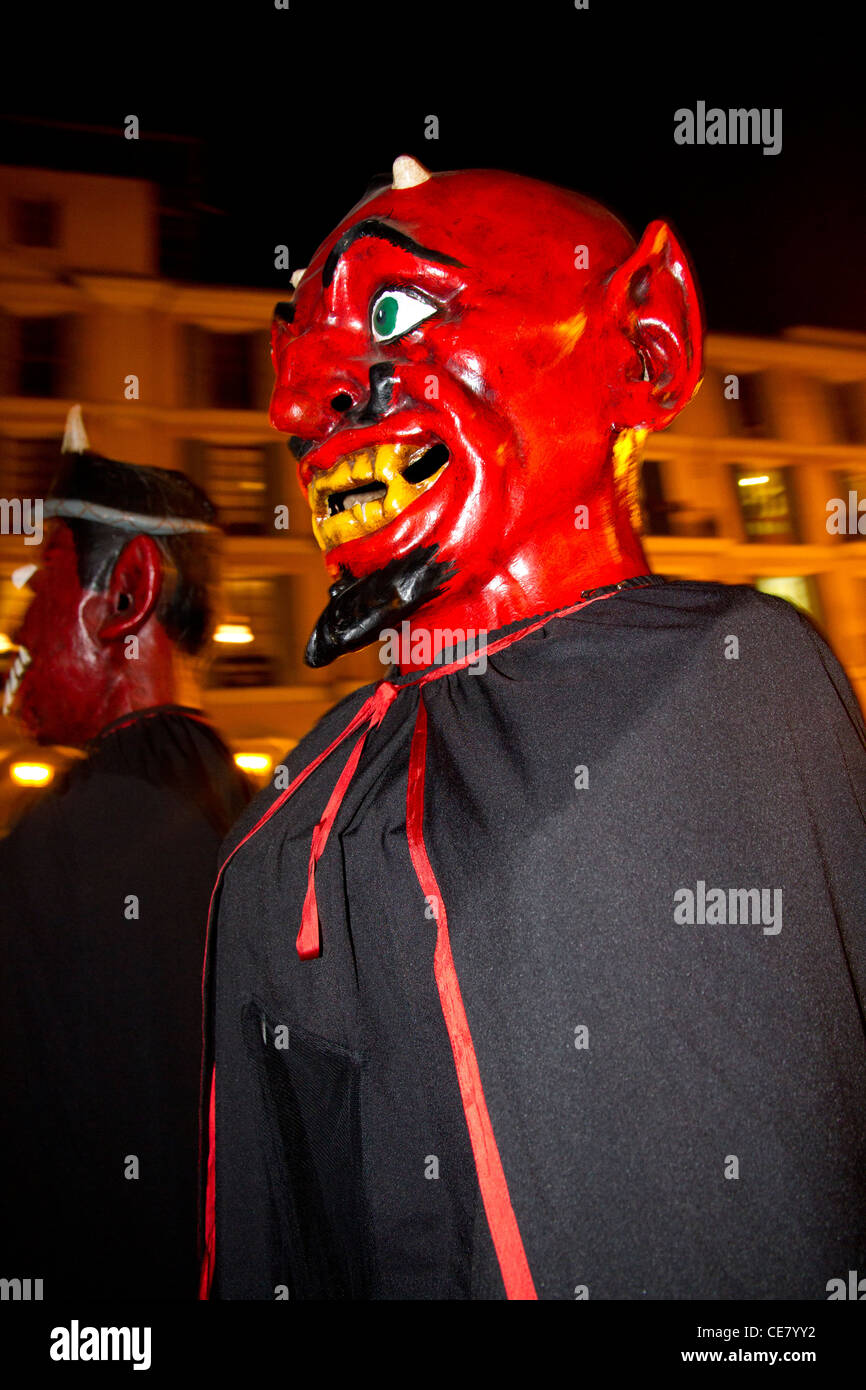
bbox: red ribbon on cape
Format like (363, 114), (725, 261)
(200, 586), (643, 1301)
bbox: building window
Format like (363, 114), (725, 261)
(639, 458), (671, 535)
(0, 436), (58, 498)
(211, 333), (256, 410)
(754, 576), (821, 623)
(185, 327), (266, 410)
(207, 578), (281, 688)
(11, 198), (59, 249)
(827, 381), (865, 445)
(831, 470), (866, 542)
(16, 317), (65, 398)
(639, 459), (719, 538)
(733, 466), (798, 543)
(195, 443), (271, 534)
(732, 371), (770, 437)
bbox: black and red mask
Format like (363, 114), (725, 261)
(271, 156), (704, 669)
(3, 432), (217, 746)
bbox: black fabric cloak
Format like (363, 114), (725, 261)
(0, 706), (249, 1300)
(206, 581), (866, 1300)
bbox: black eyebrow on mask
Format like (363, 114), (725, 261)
(321, 218), (464, 289)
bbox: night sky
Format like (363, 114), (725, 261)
(2, 0), (861, 338)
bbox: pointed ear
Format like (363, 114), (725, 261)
(98, 534), (162, 643)
(603, 220), (704, 430)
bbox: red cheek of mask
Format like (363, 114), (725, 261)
(270, 169), (642, 618)
(13, 525), (110, 746)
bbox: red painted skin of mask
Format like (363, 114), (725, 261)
(272, 166), (704, 671)
(11, 523), (180, 746)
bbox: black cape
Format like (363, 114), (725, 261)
(207, 582), (866, 1299)
(0, 706), (249, 1300)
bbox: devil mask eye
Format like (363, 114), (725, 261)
(370, 288), (436, 343)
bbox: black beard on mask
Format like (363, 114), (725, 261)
(304, 544), (457, 668)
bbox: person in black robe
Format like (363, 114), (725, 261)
(0, 413), (249, 1300)
(203, 157), (866, 1299)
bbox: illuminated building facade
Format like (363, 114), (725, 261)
(1, 162), (865, 828)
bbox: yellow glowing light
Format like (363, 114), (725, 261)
(234, 752), (272, 775)
(214, 623), (254, 645)
(11, 762), (54, 787)
(738, 475), (770, 487)
(0, 633), (16, 654)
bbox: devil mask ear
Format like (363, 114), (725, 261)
(97, 534), (163, 644)
(603, 221), (704, 431)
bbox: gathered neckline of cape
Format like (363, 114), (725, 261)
(388, 573), (668, 688)
(90, 704), (211, 747)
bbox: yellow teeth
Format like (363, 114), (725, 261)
(307, 442), (448, 551)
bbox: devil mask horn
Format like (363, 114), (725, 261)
(391, 155), (431, 190)
(62, 404), (90, 455)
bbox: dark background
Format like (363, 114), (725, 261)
(0, 0), (861, 335)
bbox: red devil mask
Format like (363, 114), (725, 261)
(270, 157), (704, 669)
(4, 432), (218, 746)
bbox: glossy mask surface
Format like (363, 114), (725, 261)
(270, 164), (703, 665)
(5, 522), (177, 746)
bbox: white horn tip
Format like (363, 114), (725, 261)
(290, 268), (307, 289)
(12, 564), (37, 590)
(392, 155), (431, 190)
(62, 404), (90, 454)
